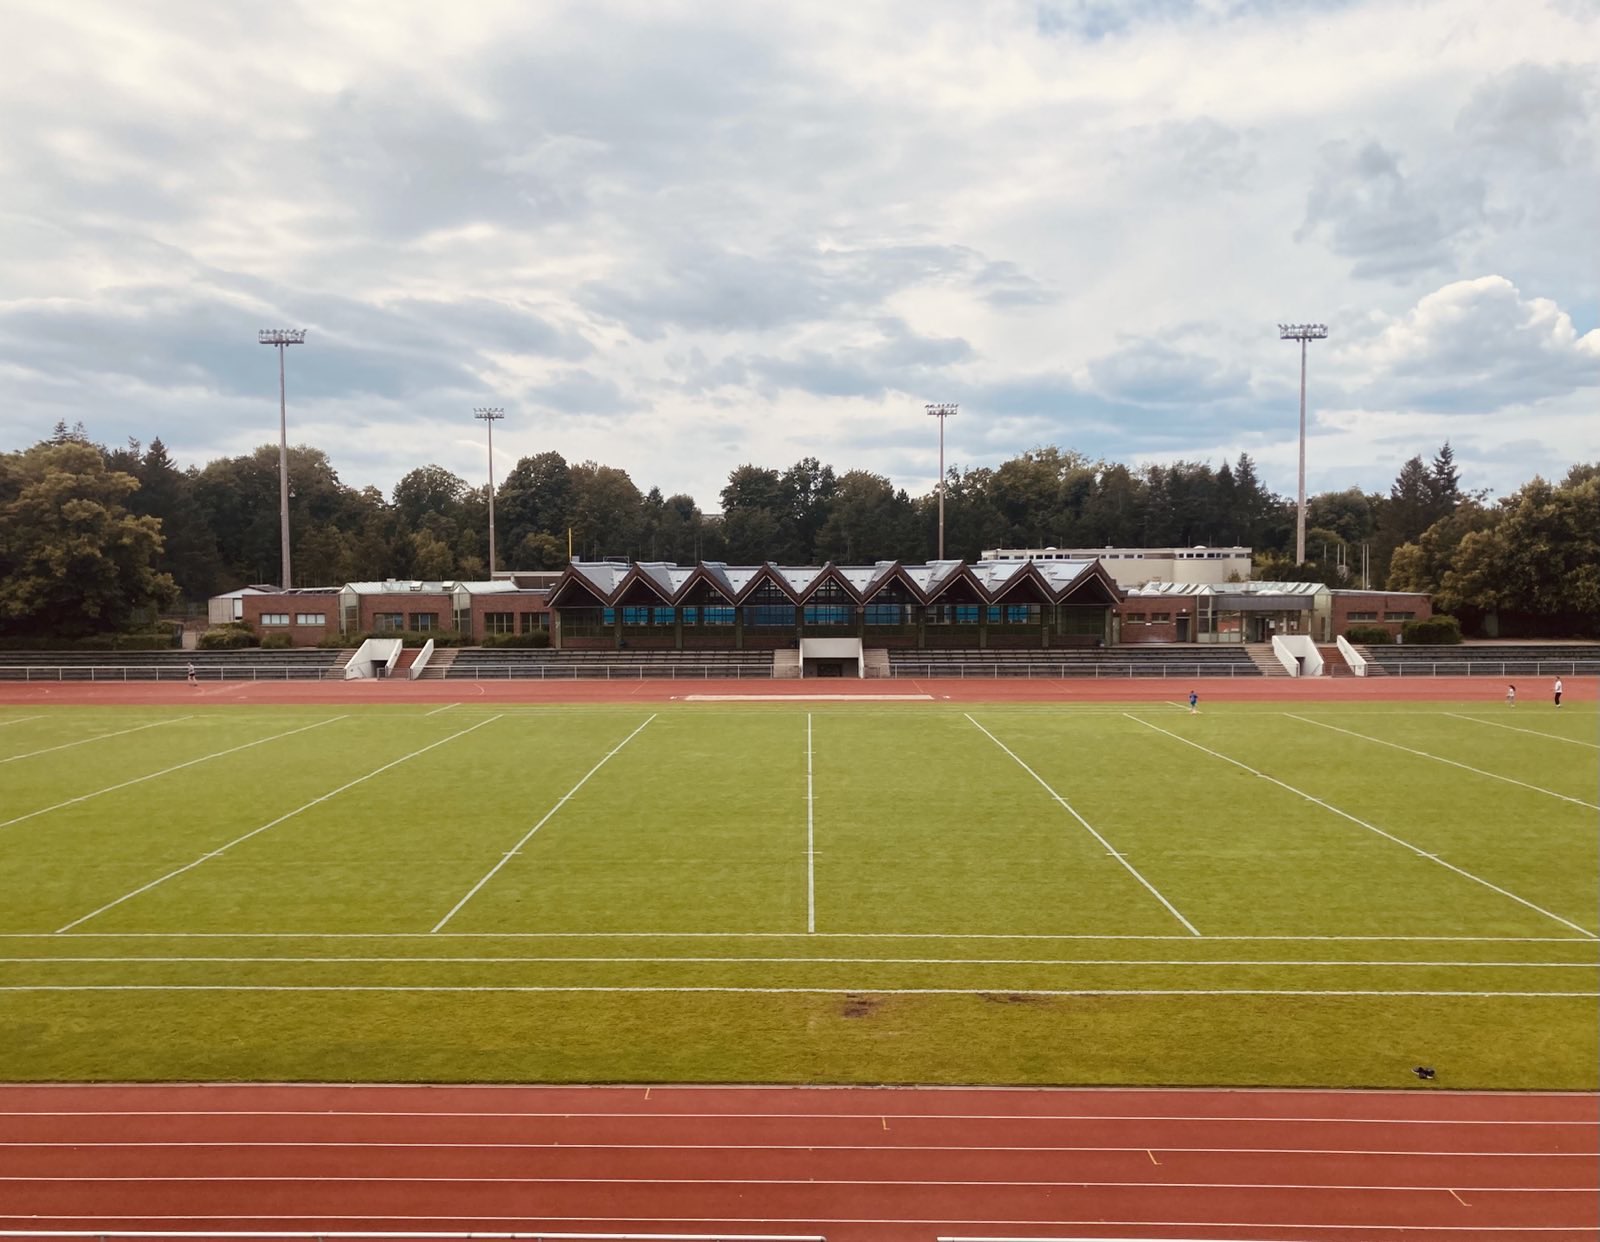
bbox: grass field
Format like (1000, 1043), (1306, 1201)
(1, 700), (1596, 1089)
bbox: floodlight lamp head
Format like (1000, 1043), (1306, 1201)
(258, 328), (307, 346)
(1278, 323), (1328, 341)
(473, 407), (506, 421)
(925, 402), (959, 417)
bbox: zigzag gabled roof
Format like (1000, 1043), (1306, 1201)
(545, 559), (1125, 606)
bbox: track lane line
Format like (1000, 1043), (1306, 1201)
(0, 717), (193, 766)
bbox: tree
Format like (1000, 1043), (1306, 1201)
(393, 465), (469, 533)
(1427, 441), (1463, 521)
(569, 462), (642, 560)
(131, 438), (223, 600)
(0, 441), (177, 636)
(817, 471), (918, 562)
(496, 452), (572, 554)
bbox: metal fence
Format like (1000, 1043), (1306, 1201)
(446, 663), (775, 680)
(888, 662), (1262, 679)
(1369, 660), (1600, 677)
(0, 665), (345, 682)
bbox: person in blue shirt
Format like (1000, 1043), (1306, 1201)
(1188, 689), (1199, 714)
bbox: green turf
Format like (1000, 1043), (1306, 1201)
(0, 700), (1595, 1088)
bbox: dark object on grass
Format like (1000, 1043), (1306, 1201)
(1413, 1066), (1436, 1080)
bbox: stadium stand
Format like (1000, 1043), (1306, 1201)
(443, 648), (774, 679)
(886, 644), (1264, 678)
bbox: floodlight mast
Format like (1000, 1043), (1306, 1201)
(925, 402), (959, 559)
(474, 407), (506, 575)
(1278, 323), (1328, 566)
(258, 329), (307, 589)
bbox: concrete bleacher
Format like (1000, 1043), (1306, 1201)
(0, 649), (349, 682)
(1359, 642), (1600, 678)
(886, 645), (1264, 678)
(444, 648), (774, 680)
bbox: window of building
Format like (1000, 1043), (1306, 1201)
(1346, 610), (1378, 622)
(408, 613), (436, 631)
(294, 613), (325, 626)
(519, 612), (548, 633)
(373, 613), (405, 631)
(1150, 612), (1172, 622)
(864, 603), (907, 625)
(690, 606), (734, 626)
(1385, 611), (1415, 621)
(1125, 612), (1146, 622)
(260, 613), (289, 626)
(803, 604), (852, 626)
(483, 612), (515, 634)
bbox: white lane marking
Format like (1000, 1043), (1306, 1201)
(1289, 713), (1599, 810)
(1126, 714), (1598, 940)
(2, 985), (1590, 997)
(54, 716), (503, 933)
(0, 1141), (1590, 1157)
(0, 1174), (1587, 1192)
(967, 713), (1199, 936)
(0, 719), (345, 832)
(4, 956), (1594, 968)
(0, 716), (192, 766)
(1445, 713), (1600, 751)
(423, 703), (459, 717)
(806, 713), (816, 935)
(0, 716), (43, 727)
(430, 715), (656, 933)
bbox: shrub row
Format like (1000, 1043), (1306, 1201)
(1343, 625), (1393, 645)
(1402, 616), (1463, 644)
(197, 623), (260, 650)
(315, 630), (474, 649)
(0, 631), (180, 651)
(478, 631), (552, 648)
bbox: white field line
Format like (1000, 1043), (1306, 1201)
(1, 984), (1592, 997)
(2, 1141), (1591, 1157)
(1126, 714), (1598, 940)
(430, 714), (657, 933)
(0, 718), (345, 833)
(54, 716), (504, 933)
(423, 703), (459, 716)
(806, 712), (816, 935)
(0, 716), (43, 727)
(0, 716), (192, 765)
(27, 932), (1597, 942)
(965, 713), (1200, 936)
(1445, 712), (1600, 751)
(5, 955), (1594, 967)
(1289, 713), (1600, 810)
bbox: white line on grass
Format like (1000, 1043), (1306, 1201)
(0, 716), (42, 727)
(0, 716), (193, 765)
(31, 931), (1599, 942)
(1288, 714), (1599, 810)
(0, 718), (345, 833)
(965, 713), (1200, 936)
(423, 703), (459, 716)
(806, 713), (816, 934)
(1445, 712), (1600, 751)
(6, 955), (1594, 967)
(1126, 714), (1598, 940)
(430, 714), (657, 933)
(2, 984), (1592, 997)
(54, 716), (503, 933)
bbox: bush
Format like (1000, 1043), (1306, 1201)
(1344, 625), (1393, 646)
(197, 624), (260, 650)
(259, 632), (294, 649)
(1402, 616), (1462, 645)
(327, 629), (470, 648)
(0, 632), (175, 651)
(478, 631), (551, 648)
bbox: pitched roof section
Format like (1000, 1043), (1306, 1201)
(544, 559), (1129, 606)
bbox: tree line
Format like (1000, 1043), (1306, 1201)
(1, 421), (1594, 637)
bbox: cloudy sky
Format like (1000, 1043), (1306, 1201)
(2, 0), (1597, 510)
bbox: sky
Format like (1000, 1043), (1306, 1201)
(1, 0), (1597, 511)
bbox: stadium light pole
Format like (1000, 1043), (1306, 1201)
(1278, 323), (1328, 566)
(258, 329), (307, 589)
(925, 402), (958, 559)
(474, 407), (505, 576)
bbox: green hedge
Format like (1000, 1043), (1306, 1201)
(0, 632), (180, 651)
(197, 624), (261, 650)
(478, 631), (552, 648)
(1344, 625), (1393, 645)
(1402, 616), (1462, 645)
(317, 630), (472, 649)
(259, 632), (294, 649)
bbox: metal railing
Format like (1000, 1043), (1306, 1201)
(446, 663), (775, 680)
(1369, 659), (1600, 677)
(0, 664), (345, 682)
(888, 662), (1261, 678)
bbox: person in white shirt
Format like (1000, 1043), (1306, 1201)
(1553, 676), (1563, 708)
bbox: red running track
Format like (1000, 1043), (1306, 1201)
(1, 1085), (1595, 1241)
